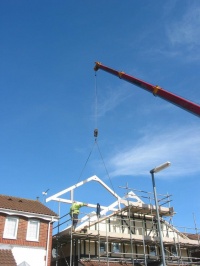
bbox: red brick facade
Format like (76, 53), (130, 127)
(0, 213), (54, 266)
(0, 195), (58, 266)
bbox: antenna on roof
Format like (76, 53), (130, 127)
(42, 189), (50, 203)
(42, 188), (49, 196)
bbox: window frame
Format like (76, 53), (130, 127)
(171, 245), (177, 256)
(26, 219), (40, 242)
(3, 216), (19, 239)
(149, 245), (157, 256)
(100, 242), (106, 253)
(112, 242), (121, 253)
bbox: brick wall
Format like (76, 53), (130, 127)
(0, 213), (54, 266)
(0, 213), (6, 239)
(0, 214), (49, 247)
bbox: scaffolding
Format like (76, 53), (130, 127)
(47, 176), (200, 266)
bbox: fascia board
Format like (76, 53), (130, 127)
(0, 208), (59, 222)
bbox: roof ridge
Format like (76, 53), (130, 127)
(0, 194), (40, 202)
(0, 194), (58, 217)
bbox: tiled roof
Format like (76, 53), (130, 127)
(79, 261), (132, 266)
(0, 194), (58, 217)
(0, 249), (17, 266)
(185, 233), (200, 240)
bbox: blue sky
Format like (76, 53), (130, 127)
(1, 1), (200, 231)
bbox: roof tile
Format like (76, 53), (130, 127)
(0, 194), (58, 217)
(80, 261), (132, 266)
(185, 233), (200, 240)
(0, 249), (17, 266)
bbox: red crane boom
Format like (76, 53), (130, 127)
(94, 62), (200, 118)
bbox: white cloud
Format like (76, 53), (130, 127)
(97, 84), (132, 117)
(108, 125), (200, 179)
(167, 5), (200, 49)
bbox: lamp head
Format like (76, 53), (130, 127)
(150, 161), (171, 174)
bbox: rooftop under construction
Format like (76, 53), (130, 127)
(47, 175), (200, 266)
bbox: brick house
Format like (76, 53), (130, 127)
(0, 194), (59, 266)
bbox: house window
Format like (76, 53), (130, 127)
(26, 219), (40, 241)
(100, 242), (106, 253)
(3, 216), (19, 239)
(149, 245), (157, 256)
(171, 245), (177, 256)
(112, 242), (121, 253)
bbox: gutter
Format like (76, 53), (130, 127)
(46, 217), (54, 266)
(0, 208), (59, 222)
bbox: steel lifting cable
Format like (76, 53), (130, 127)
(95, 140), (116, 193)
(76, 73), (98, 183)
(94, 71), (98, 139)
(77, 141), (96, 183)
(77, 71), (116, 195)
(94, 71), (116, 194)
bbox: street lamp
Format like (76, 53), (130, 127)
(150, 162), (171, 266)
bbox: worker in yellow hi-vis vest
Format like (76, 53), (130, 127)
(70, 201), (88, 231)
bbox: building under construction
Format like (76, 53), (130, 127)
(46, 62), (200, 266)
(47, 175), (200, 266)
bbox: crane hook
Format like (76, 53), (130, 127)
(94, 128), (98, 138)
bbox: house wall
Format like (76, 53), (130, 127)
(53, 209), (199, 266)
(123, 243), (137, 258)
(0, 214), (48, 247)
(12, 246), (46, 266)
(79, 214), (194, 263)
(0, 213), (53, 266)
(76, 239), (190, 261)
(89, 215), (188, 244)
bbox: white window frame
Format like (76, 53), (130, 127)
(3, 216), (19, 239)
(26, 219), (40, 241)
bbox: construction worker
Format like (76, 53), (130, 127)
(70, 201), (88, 231)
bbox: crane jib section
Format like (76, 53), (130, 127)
(94, 62), (200, 118)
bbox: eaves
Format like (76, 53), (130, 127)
(0, 208), (59, 222)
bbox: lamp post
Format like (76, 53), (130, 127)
(150, 162), (171, 266)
